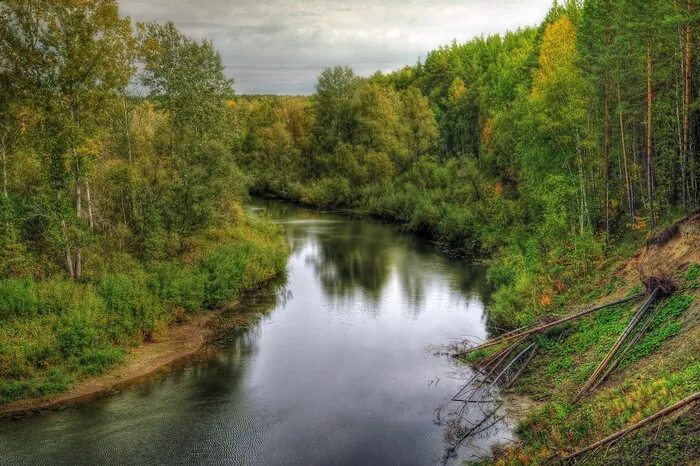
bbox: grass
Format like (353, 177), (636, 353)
(0, 212), (288, 405)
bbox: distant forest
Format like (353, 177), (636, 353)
(233, 0), (700, 324)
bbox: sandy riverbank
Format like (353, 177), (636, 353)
(0, 306), (233, 419)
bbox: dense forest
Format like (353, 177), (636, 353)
(0, 1), (287, 403)
(234, 0), (700, 325)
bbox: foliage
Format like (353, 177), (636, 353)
(0, 1), (288, 405)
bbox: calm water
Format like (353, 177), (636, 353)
(0, 200), (508, 465)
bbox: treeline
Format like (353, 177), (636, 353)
(0, 1), (286, 403)
(234, 0), (700, 325)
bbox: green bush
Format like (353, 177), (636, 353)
(0, 279), (38, 321)
(151, 262), (207, 313)
(36, 369), (73, 396)
(99, 273), (164, 342)
(0, 380), (30, 404)
(57, 314), (101, 357)
(36, 278), (79, 315)
(79, 347), (125, 375)
(202, 245), (249, 307)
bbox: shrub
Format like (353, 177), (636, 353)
(151, 262), (207, 313)
(36, 369), (73, 396)
(57, 313), (101, 357)
(99, 274), (164, 343)
(0, 380), (30, 404)
(202, 245), (249, 307)
(0, 279), (38, 321)
(79, 347), (125, 375)
(36, 278), (79, 315)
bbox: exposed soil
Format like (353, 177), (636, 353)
(625, 211), (700, 279)
(0, 302), (245, 419)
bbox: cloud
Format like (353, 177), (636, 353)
(119, 0), (552, 95)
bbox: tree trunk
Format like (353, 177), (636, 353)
(74, 151), (82, 281)
(617, 82), (634, 220)
(603, 78), (611, 235)
(1, 133), (7, 199)
(683, 0), (693, 209)
(61, 219), (74, 279)
(646, 45), (656, 227)
(86, 181), (94, 229)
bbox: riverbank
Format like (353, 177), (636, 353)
(0, 212), (289, 411)
(464, 214), (700, 464)
(0, 305), (223, 418)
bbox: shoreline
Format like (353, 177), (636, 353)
(0, 301), (251, 419)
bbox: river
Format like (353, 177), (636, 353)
(0, 200), (510, 465)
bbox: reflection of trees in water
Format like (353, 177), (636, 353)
(255, 198), (492, 322)
(393, 246), (490, 318)
(311, 221), (392, 302)
(191, 282), (289, 398)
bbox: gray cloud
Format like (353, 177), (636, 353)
(119, 0), (552, 95)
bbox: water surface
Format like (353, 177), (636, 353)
(0, 200), (507, 465)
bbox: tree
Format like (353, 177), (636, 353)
(139, 21), (236, 238)
(313, 66), (360, 154)
(0, 0), (134, 279)
(401, 86), (438, 163)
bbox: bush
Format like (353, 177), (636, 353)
(202, 245), (249, 307)
(57, 313), (101, 357)
(99, 273), (164, 343)
(0, 380), (30, 404)
(79, 347), (125, 375)
(36, 369), (73, 396)
(151, 262), (207, 313)
(0, 279), (38, 321)
(36, 278), (79, 315)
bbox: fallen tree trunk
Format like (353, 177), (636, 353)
(561, 391), (700, 462)
(455, 293), (643, 358)
(504, 344), (539, 389)
(593, 294), (666, 390)
(576, 288), (659, 400)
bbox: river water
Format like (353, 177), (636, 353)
(0, 200), (509, 465)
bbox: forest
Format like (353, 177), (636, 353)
(1, 0), (699, 463)
(0, 1), (287, 403)
(234, 0), (700, 326)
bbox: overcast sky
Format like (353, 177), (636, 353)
(119, 0), (552, 95)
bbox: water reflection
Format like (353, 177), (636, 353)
(0, 200), (508, 465)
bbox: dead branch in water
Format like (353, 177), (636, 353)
(558, 391), (700, 463)
(503, 345), (539, 389)
(442, 343), (537, 462)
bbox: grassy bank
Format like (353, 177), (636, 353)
(0, 212), (288, 406)
(465, 229), (700, 464)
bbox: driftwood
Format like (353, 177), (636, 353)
(576, 288), (659, 400)
(455, 293), (644, 358)
(560, 391), (700, 462)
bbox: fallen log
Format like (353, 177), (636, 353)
(560, 391), (700, 462)
(576, 288), (659, 400)
(593, 295), (666, 390)
(455, 293), (644, 358)
(503, 344), (539, 389)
